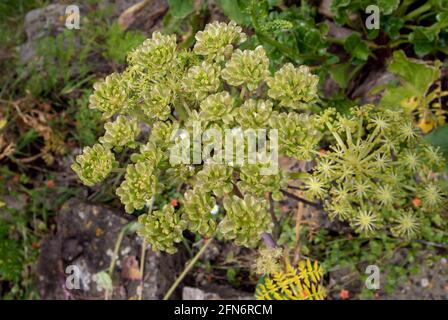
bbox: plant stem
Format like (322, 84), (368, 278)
(404, 3), (432, 21)
(282, 189), (322, 209)
(163, 238), (213, 300)
(137, 197), (153, 300)
(108, 227), (126, 277)
(108, 221), (139, 278)
(137, 239), (146, 300)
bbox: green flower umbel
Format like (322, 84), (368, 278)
(99, 116), (140, 151)
(267, 64), (319, 110)
(195, 163), (234, 197)
(235, 99), (273, 129)
(72, 144), (115, 186)
(183, 61), (221, 100)
(89, 73), (128, 118)
(194, 21), (247, 61)
(199, 91), (235, 124)
(138, 204), (186, 254)
(220, 195), (273, 247)
(127, 32), (177, 74)
(270, 112), (321, 160)
(182, 189), (217, 237)
(142, 83), (173, 121)
(116, 161), (157, 213)
(238, 164), (287, 201)
(221, 46), (269, 91)
(390, 210), (420, 239)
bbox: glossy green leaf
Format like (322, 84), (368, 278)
(344, 34), (370, 61)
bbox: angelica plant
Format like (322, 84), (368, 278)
(306, 105), (447, 239)
(72, 20), (446, 259)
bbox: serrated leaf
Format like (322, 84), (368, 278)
(388, 50), (440, 94)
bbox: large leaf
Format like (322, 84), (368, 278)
(387, 50), (440, 96)
(167, 0), (195, 19)
(378, 51), (440, 110)
(216, 0), (251, 26)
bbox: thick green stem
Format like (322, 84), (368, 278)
(404, 3), (432, 21)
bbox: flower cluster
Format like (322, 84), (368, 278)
(267, 64), (319, 110)
(99, 116), (140, 151)
(89, 73), (128, 118)
(137, 204), (186, 254)
(116, 161), (157, 213)
(194, 21), (247, 61)
(220, 195), (273, 247)
(181, 189), (217, 238)
(306, 105), (447, 238)
(71, 144), (115, 186)
(73, 21), (445, 255)
(221, 46), (270, 91)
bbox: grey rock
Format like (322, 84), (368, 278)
(37, 198), (185, 300)
(20, 4), (70, 64)
(182, 285), (253, 300)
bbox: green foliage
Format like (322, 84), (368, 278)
(103, 23), (145, 64)
(330, 0), (448, 57)
(72, 21), (447, 257)
(425, 124), (448, 170)
(255, 260), (326, 300)
(25, 30), (92, 96)
(307, 105), (447, 239)
(73, 91), (103, 146)
(0, 224), (23, 282)
(378, 50), (446, 132)
(167, 0), (196, 19)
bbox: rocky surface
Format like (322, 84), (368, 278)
(37, 198), (185, 299)
(20, 4), (69, 64)
(19, 0), (167, 66)
(182, 285), (253, 300)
